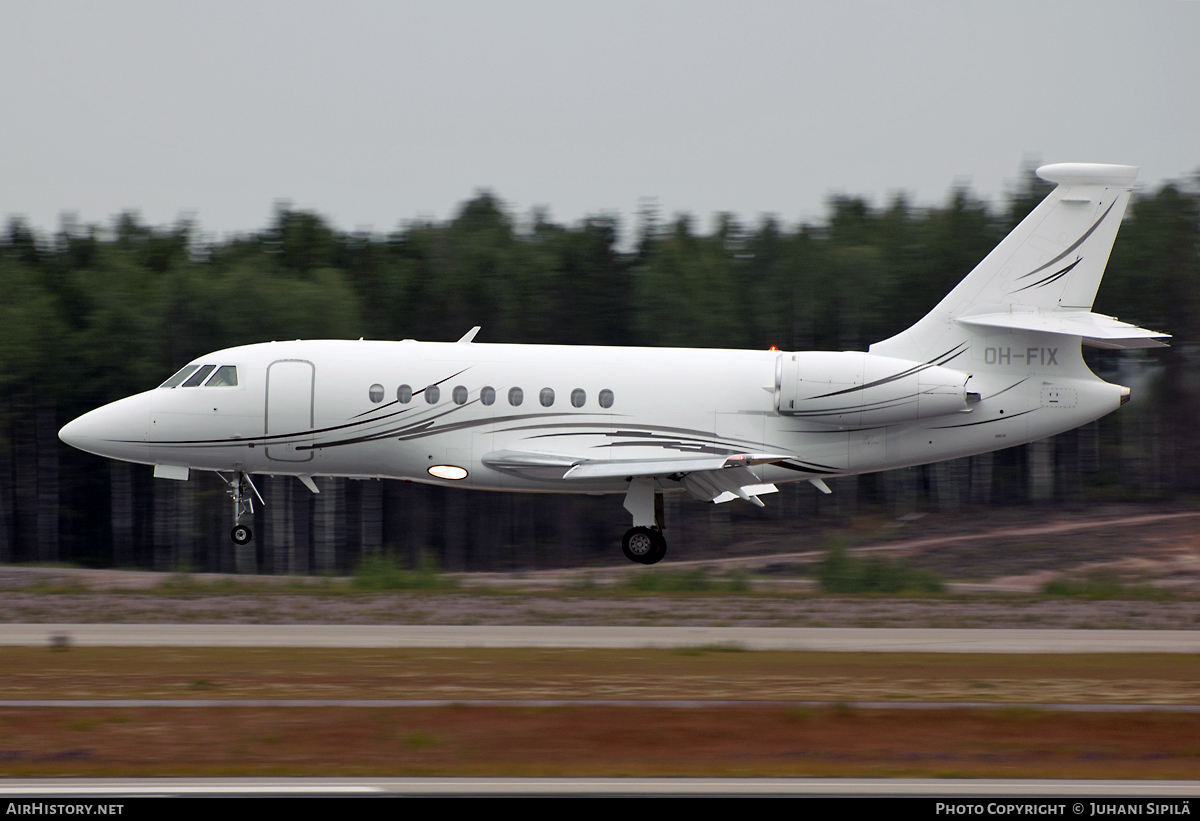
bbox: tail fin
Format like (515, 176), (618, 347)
(870, 163), (1156, 361)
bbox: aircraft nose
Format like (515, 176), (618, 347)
(59, 392), (151, 462)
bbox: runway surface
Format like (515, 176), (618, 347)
(3, 698), (1199, 711)
(1, 777), (1198, 796)
(4, 624), (1200, 652)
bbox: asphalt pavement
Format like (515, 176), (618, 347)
(0, 777), (1198, 796)
(3, 624), (1200, 652)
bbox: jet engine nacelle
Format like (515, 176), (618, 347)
(776, 351), (972, 426)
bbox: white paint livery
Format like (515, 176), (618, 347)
(59, 164), (1168, 563)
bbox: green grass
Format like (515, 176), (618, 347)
(1042, 574), (1168, 600)
(351, 552), (458, 591)
(623, 568), (750, 593)
(817, 541), (944, 594)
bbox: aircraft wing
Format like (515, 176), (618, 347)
(481, 450), (785, 506)
(561, 452), (790, 480)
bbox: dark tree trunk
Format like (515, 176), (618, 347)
(264, 476), (294, 575)
(152, 479), (175, 570)
(404, 483), (430, 569)
(382, 479), (405, 558)
(176, 475), (196, 570)
(361, 479), (383, 558)
(0, 432), (13, 563)
(292, 478), (312, 574)
(443, 489), (466, 571)
(35, 399), (59, 563)
(969, 453), (994, 505)
(110, 462), (134, 567)
(313, 476), (343, 573)
(343, 479), (361, 573)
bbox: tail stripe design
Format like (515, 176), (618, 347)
(1010, 258), (1082, 294)
(1015, 199), (1118, 281)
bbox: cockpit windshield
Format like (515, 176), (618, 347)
(205, 365), (238, 387)
(159, 365), (200, 388)
(160, 364), (239, 388)
(181, 365), (216, 387)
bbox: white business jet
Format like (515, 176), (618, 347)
(59, 164), (1167, 565)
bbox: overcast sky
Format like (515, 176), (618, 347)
(3, 1), (1198, 242)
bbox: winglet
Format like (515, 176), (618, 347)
(456, 326), (482, 343)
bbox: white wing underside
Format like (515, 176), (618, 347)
(481, 450), (784, 505)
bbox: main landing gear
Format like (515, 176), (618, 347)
(622, 526), (666, 564)
(223, 470), (263, 545)
(621, 477), (667, 565)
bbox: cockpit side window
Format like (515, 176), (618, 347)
(160, 365), (200, 388)
(205, 365), (238, 387)
(181, 365), (216, 387)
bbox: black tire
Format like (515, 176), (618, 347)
(622, 526), (665, 564)
(643, 531), (667, 565)
(621, 526), (656, 563)
(231, 524), (253, 545)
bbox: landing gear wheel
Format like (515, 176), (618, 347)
(622, 526), (666, 565)
(223, 472), (260, 546)
(644, 530), (666, 565)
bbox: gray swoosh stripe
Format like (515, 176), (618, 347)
(807, 342), (968, 401)
(929, 408), (1038, 429)
(1016, 199), (1118, 280)
(1010, 258), (1081, 294)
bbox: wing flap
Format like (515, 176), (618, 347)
(681, 466), (778, 506)
(481, 449), (783, 507)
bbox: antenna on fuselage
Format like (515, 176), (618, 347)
(456, 326), (482, 343)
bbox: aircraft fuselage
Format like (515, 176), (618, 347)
(60, 335), (1124, 495)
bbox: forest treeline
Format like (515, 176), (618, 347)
(1, 167), (1198, 572)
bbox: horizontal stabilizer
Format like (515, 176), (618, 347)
(956, 311), (1169, 349)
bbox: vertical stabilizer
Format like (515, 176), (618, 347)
(871, 163), (1138, 362)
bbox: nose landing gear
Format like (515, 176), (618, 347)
(223, 471), (263, 545)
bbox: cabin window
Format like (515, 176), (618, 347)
(570, 388), (586, 408)
(540, 388), (555, 407)
(452, 385), (468, 405)
(181, 365), (216, 387)
(481, 386), (496, 406)
(160, 365), (200, 388)
(205, 365), (238, 387)
(598, 389), (614, 408)
(397, 384), (412, 403)
(368, 384), (384, 403)
(425, 385), (440, 404)
(508, 387), (523, 406)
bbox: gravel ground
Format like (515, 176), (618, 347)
(3, 591), (1200, 629)
(4, 504), (1199, 629)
